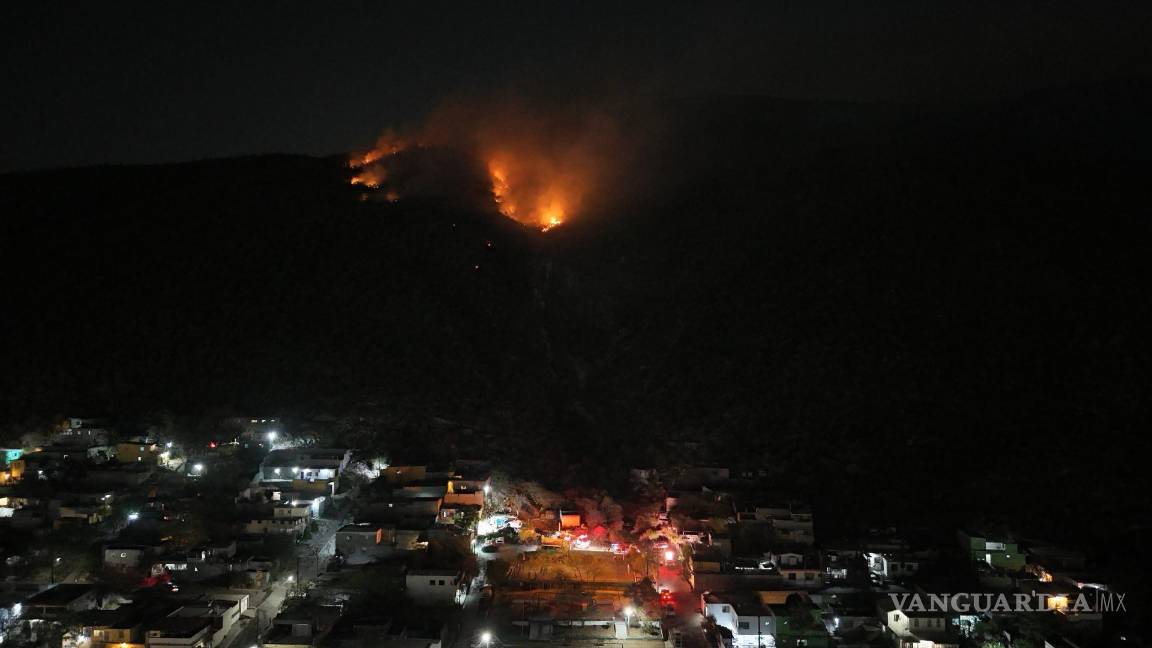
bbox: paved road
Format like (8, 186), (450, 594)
(221, 579), (291, 648)
(657, 564), (709, 648)
(221, 510), (344, 648)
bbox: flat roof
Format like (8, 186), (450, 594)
(407, 568), (459, 576)
(148, 617), (212, 636)
(26, 584), (95, 606)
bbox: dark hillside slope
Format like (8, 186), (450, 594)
(1, 84), (1150, 540)
(1, 155), (551, 427)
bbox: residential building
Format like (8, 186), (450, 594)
(244, 516), (306, 536)
(105, 544), (149, 570)
(260, 449), (352, 487)
(264, 603), (342, 648)
(957, 529), (1026, 571)
(23, 584), (100, 617)
(702, 592), (776, 648)
(145, 617), (213, 648)
(877, 597), (958, 648)
(114, 441), (160, 465)
(405, 569), (461, 606)
(382, 465), (427, 485)
(336, 523), (393, 562)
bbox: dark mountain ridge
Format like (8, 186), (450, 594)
(2, 86), (1150, 556)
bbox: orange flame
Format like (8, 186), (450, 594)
(483, 154), (572, 232)
(349, 102), (617, 234)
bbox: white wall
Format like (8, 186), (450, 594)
(405, 573), (459, 606)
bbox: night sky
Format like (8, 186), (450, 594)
(3, 1), (1149, 172)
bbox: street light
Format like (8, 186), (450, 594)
(193, 463), (204, 473)
(624, 606), (634, 626)
(480, 631), (492, 648)
(128, 512), (139, 521)
(267, 431), (277, 443)
(483, 484), (491, 494)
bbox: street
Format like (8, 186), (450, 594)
(221, 508), (345, 648)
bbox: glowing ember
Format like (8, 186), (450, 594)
(349, 166), (385, 189)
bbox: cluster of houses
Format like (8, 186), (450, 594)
(335, 461), (488, 564)
(644, 464), (1115, 648)
(1, 413), (499, 648)
(0, 420), (1128, 648)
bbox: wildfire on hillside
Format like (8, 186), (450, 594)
(348, 101), (619, 233)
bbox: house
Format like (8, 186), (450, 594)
(23, 584), (100, 617)
(114, 441), (160, 465)
(82, 608), (149, 648)
(761, 591), (832, 648)
(55, 500), (111, 527)
(957, 529), (1025, 571)
(264, 603), (342, 648)
(336, 523), (393, 562)
(436, 503), (480, 526)
(768, 551), (824, 589)
(54, 418), (112, 446)
(260, 449), (352, 487)
(166, 600), (242, 647)
(814, 590), (883, 634)
(145, 617), (213, 648)
(734, 501), (815, 545)
(400, 479), (449, 499)
(702, 592), (776, 648)
(274, 500), (317, 520)
(877, 597), (958, 648)
(190, 540), (237, 562)
(244, 516), (306, 536)
(105, 544), (150, 570)
(444, 465), (489, 507)
(405, 569), (462, 606)
(382, 465), (427, 485)
(358, 490), (443, 519)
(864, 552), (924, 580)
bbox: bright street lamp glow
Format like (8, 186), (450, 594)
(624, 606), (634, 616)
(193, 463), (204, 472)
(480, 632), (492, 645)
(267, 431), (277, 441)
(483, 484), (490, 494)
(127, 512), (139, 521)
(166, 441), (173, 448)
